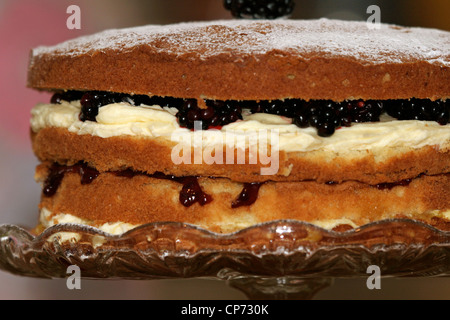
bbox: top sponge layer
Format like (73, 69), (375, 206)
(28, 18), (450, 101)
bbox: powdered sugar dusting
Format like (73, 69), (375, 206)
(32, 18), (450, 66)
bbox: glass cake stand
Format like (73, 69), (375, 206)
(0, 219), (449, 299)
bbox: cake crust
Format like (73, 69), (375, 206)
(27, 19), (450, 101)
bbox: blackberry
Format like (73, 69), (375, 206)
(175, 99), (245, 130)
(158, 96), (184, 109)
(320, 102), (336, 122)
(246, 100), (261, 113)
(307, 101), (338, 137)
(292, 113), (309, 128)
(411, 100), (431, 121)
(228, 111), (241, 122)
(50, 93), (64, 104)
(209, 100), (243, 122)
(346, 100), (383, 123)
(434, 100), (450, 125)
(175, 99), (199, 129)
(187, 109), (200, 122)
(384, 99), (449, 125)
(177, 113), (189, 127)
(285, 99), (385, 137)
(132, 94), (178, 107)
(199, 106), (215, 120)
(340, 115), (352, 127)
(79, 92), (103, 122)
(317, 122), (335, 137)
(224, 0), (295, 19)
(261, 100), (278, 114)
(259, 99), (297, 118)
(50, 90), (84, 104)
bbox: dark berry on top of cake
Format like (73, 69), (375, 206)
(223, 0), (296, 19)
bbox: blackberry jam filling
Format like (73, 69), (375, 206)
(43, 162), (212, 208)
(43, 162), (265, 208)
(50, 91), (450, 137)
(43, 163), (441, 211)
(231, 182), (264, 208)
(43, 162), (100, 197)
(325, 176), (419, 190)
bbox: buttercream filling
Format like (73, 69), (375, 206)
(39, 206), (450, 236)
(30, 101), (450, 153)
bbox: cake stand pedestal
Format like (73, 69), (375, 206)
(227, 276), (333, 300)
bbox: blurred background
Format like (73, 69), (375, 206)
(0, 0), (449, 300)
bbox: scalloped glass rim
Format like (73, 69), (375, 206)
(1, 218), (449, 280)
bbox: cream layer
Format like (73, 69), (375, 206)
(30, 101), (450, 153)
(39, 207), (450, 236)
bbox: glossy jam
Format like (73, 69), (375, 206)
(43, 163), (99, 197)
(375, 178), (414, 190)
(44, 163), (212, 208)
(231, 182), (264, 208)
